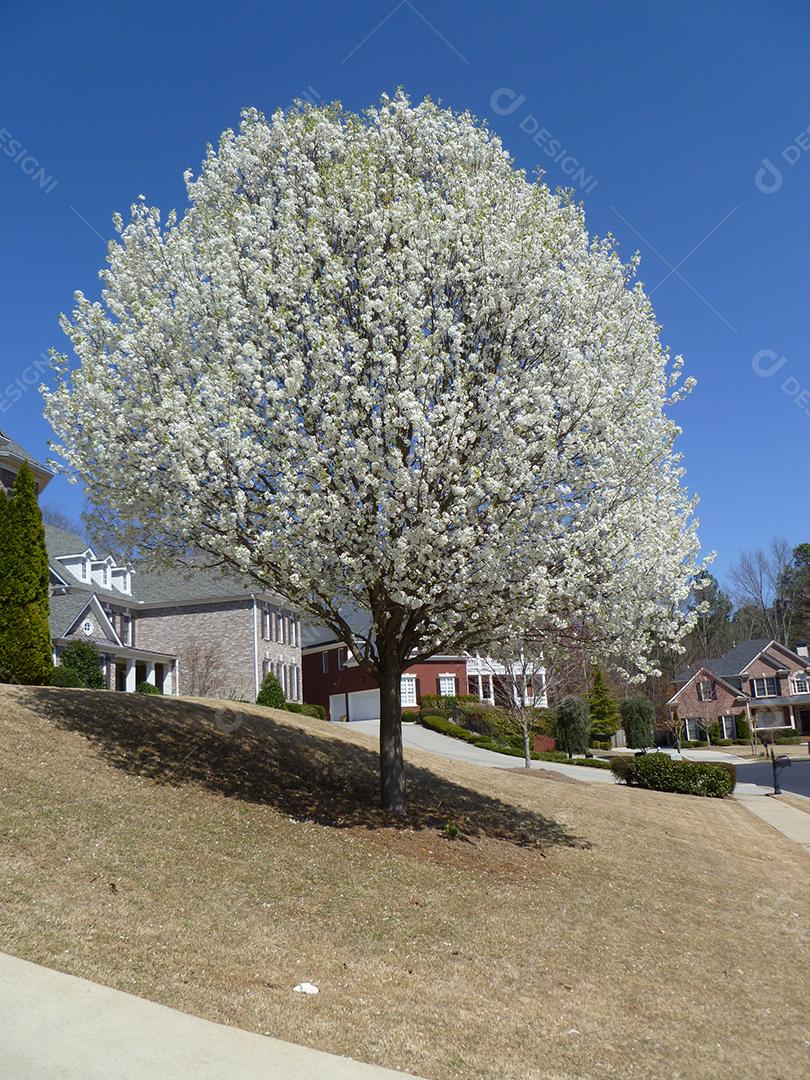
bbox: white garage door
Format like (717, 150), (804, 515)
(347, 689), (381, 722)
(329, 694), (347, 723)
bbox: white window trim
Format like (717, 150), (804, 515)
(401, 675), (418, 707)
(438, 673), (457, 697)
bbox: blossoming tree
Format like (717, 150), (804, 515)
(44, 94), (702, 816)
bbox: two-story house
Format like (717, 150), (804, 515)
(667, 638), (810, 740)
(47, 523), (303, 702)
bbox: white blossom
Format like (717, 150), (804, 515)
(44, 94), (704, 809)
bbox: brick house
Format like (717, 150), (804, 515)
(301, 616), (547, 722)
(668, 638), (810, 740)
(47, 523), (303, 701)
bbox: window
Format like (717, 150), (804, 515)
(753, 677), (778, 697)
(337, 649), (347, 671)
(794, 675), (809, 694)
(697, 678), (716, 702)
(122, 614), (132, 646)
(322, 651), (330, 674)
(685, 717), (703, 741)
(262, 657), (270, 678)
(401, 675), (418, 707)
(290, 665), (299, 700)
(262, 608), (271, 640)
(720, 715), (737, 739)
(289, 618), (297, 648)
(438, 674), (456, 697)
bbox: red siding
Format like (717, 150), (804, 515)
(302, 649), (468, 720)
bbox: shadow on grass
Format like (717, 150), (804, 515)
(17, 687), (589, 851)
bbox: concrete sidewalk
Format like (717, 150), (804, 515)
(0, 952), (425, 1080)
(734, 793), (810, 855)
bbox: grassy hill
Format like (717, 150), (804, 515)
(1, 684), (808, 1079)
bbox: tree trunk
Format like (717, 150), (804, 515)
(378, 659), (408, 817)
(522, 723), (532, 769)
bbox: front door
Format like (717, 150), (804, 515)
(799, 709), (810, 736)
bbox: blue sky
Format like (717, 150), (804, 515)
(1, 0), (808, 582)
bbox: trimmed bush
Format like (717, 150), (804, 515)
(775, 735), (801, 745)
(284, 701), (326, 720)
(58, 640), (106, 690)
(421, 714), (483, 744)
(609, 756), (634, 783)
(569, 757), (611, 769)
(256, 672), (286, 709)
(612, 752), (735, 798)
(50, 665), (82, 688)
(136, 681), (162, 695)
(735, 714), (751, 741)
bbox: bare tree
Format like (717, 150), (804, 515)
(729, 539), (797, 645)
(477, 644), (547, 768)
(40, 503), (85, 537)
(183, 639), (226, 697)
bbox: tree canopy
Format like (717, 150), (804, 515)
(44, 94), (702, 813)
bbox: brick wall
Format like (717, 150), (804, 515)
(134, 599), (301, 703)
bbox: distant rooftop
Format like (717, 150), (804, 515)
(44, 523), (289, 609)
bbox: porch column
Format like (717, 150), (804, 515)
(145, 660), (156, 686)
(124, 659), (136, 693)
(789, 704), (796, 730)
(488, 674), (495, 705)
(477, 672), (484, 701)
(162, 663), (173, 696)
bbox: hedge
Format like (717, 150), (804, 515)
(50, 665), (82, 688)
(611, 752), (736, 798)
(136, 681), (162, 695)
(284, 701), (327, 720)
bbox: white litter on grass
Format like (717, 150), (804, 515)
(566, 1029), (580, 1036)
(293, 982), (319, 995)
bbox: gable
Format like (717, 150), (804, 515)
(60, 595), (122, 648)
(667, 667), (746, 708)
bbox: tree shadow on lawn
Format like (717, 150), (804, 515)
(19, 688), (589, 852)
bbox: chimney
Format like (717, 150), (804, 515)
(795, 642), (809, 658)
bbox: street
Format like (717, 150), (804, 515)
(737, 758), (810, 798)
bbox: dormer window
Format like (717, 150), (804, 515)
(697, 678), (716, 702)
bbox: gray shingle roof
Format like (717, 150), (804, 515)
(674, 638), (772, 684)
(44, 523), (289, 608)
(49, 591), (94, 638)
(300, 607), (373, 649)
(0, 429), (51, 476)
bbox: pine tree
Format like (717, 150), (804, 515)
(587, 664), (621, 743)
(0, 464), (53, 685)
(556, 696), (590, 759)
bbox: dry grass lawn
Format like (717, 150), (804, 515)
(1, 684), (809, 1080)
